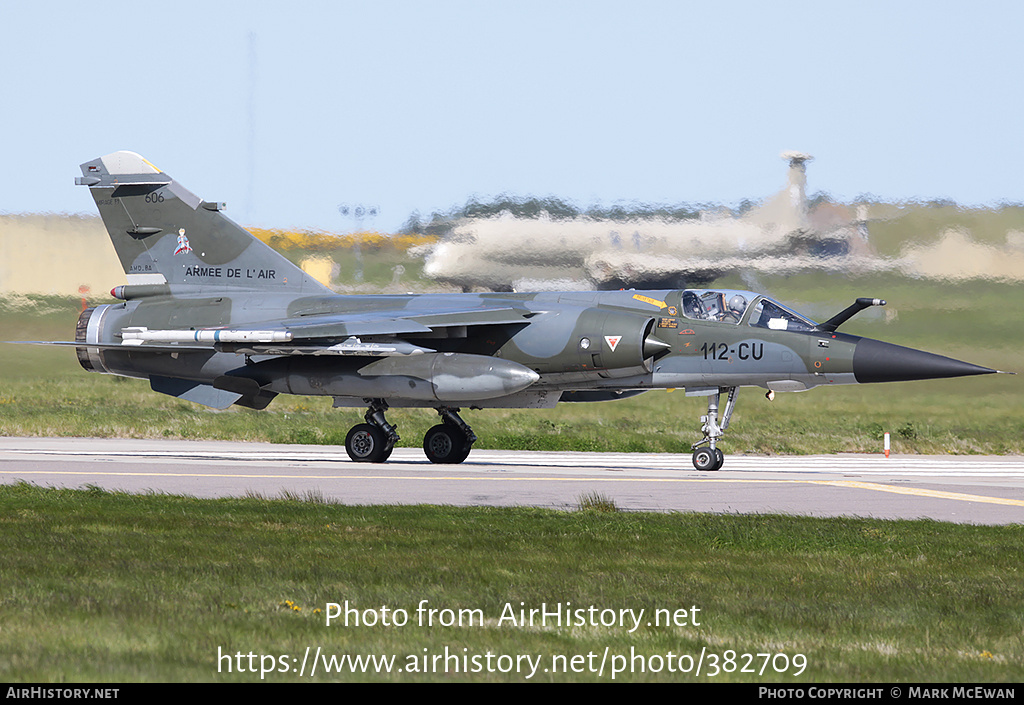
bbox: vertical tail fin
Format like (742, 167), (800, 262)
(77, 151), (332, 295)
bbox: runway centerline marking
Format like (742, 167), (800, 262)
(813, 480), (1024, 508)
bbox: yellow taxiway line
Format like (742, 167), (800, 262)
(6, 470), (1024, 508)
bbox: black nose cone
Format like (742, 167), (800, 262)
(853, 338), (996, 384)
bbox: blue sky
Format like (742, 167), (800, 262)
(3, 1), (1023, 232)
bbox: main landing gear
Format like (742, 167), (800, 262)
(344, 400), (477, 464)
(691, 387), (738, 471)
(345, 399), (400, 463)
(423, 407), (477, 464)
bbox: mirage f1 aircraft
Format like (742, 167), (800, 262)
(56, 152), (999, 470)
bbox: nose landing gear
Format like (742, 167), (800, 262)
(692, 446), (724, 472)
(690, 386), (737, 471)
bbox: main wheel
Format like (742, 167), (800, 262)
(346, 423), (390, 463)
(423, 424), (471, 464)
(692, 447), (722, 471)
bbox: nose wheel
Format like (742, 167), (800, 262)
(691, 446), (725, 472)
(690, 387), (737, 471)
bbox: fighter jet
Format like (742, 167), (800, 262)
(42, 152), (1000, 471)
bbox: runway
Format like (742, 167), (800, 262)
(2, 437), (1023, 524)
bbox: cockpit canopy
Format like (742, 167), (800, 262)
(680, 289), (817, 331)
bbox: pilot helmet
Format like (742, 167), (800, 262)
(728, 294), (747, 315)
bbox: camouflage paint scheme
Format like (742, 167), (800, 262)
(63, 152), (997, 469)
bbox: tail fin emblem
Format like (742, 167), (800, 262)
(173, 229), (192, 255)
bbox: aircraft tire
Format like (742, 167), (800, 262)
(346, 423), (390, 463)
(449, 442), (472, 464)
(424, 424), (471, 464)
(692, 447), (722, 472)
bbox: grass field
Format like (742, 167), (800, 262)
(2, 483), (1022, 682)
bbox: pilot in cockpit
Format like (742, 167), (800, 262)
(682, 290), (750, 324)
(682, 290), (704, 319)
(723, 294), (747, 323)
